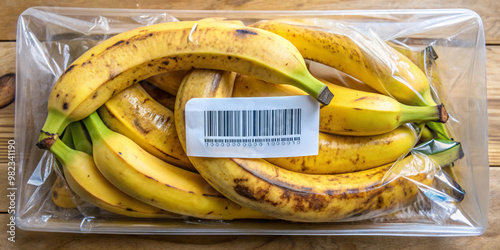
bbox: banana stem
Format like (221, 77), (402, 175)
(426, 121), (451, 140)
(48, 139), (78, 167)
(400, 104), (448, 124)
(82, 112), (112, 144)
(61, 127), (74, 149)
(293, 73), (333, 105)
(69, 122), (93, 155)
(38, 110), (72, 143)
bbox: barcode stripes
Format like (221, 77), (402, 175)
(205, 137), (300, 143)
(204, 109), (301, 137)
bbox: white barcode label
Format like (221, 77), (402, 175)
(185, 96), (319, 158)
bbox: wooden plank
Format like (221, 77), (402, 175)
(1, 1), (499, 43)
(487, 46), (500, 166)
(1, 166), (497, 248)
(0, 42), (15, 76)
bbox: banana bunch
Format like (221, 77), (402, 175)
(38, 18), (464, 223)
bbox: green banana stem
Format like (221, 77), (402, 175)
(426, 121), (451, 140)
(82, 112), (112, 143)
(48, 138), (79, 167)
(293, 73), (334, 105)
(38, 110), (73, 143)
(69, 122), (93, 155)
(61, 127), (74, 149)
(400, 104), (448, 124)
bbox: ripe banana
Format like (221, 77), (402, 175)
(145, 70), (188, 96)
(250, 19), (434, 106)
(98, 83), (194, 171)
(51, 126), (78, 209)
(38, 19), (334, 145)
(42, 134), (182, 218)
(233, 74), (448, 136)
(51, 176), (77, 209)
(82, 110), (271, 220)
(265, 125), (418, 174)
(251, 19), (451, 140)
(175, 68), (463, 222)
(139, 80), (176, 111)
(387, 41), (452, 140)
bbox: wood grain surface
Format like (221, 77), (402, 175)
(1, 0), (500, 43)
(0, 1), (498, 248)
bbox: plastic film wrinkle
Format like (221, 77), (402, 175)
(188, 22), (199, 46)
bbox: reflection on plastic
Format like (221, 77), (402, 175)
(80, 216), (96, 232)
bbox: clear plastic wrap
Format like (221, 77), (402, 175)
(15, 7), (488, 236)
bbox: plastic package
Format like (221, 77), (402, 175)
(15, 7), (489, 236)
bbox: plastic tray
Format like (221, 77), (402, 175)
(15, 7), (489, 236)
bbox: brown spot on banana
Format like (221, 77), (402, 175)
(107, 40), (125, 50)
(59, 64), (76, 78)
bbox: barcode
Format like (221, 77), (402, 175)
(204, 137), (301, 147)
(203, 109), (301, 137)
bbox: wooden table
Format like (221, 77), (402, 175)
(1, 1), (498, 249)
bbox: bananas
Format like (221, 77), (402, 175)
(38, 17), (463, 224)
(38, 20), (333, 144)
(98, 83), (194, 171)
(251, 19), (434, 106)
(174, 68), (463, 222)
(45, 127), (182, 218)
(251, 19), (452, 139)
(265, 125), (418, 174)
(233, 74), (447, 136)
(82, 110), (270, 220)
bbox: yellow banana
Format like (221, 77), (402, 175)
(174, 68), (463, 222)
(51, 176), (77, 209)
(251, 19), (452, 140)
(251, 19), (434, 106)
(386, 42), (459, 182)
(233, 74), (447, 136)
(42, 135), (182, 218)
(265, 125), (417, 174)
(38, 20), (334, 145)
(139, 80), (177, 111)
(51, 126), (78, 209)
(387, 41), (452, 140)
(145, 70), (188, 96)
(83, 97), (272, 218)
(98, 83), (194, 171)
